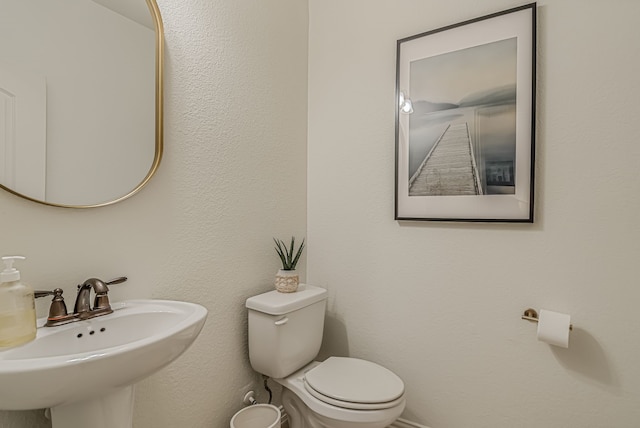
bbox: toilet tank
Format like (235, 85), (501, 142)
(246, 284), (327, 379)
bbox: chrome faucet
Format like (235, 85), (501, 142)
(36, 276), (127, 326)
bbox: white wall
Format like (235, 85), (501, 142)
(0, 0), (308, 426)
(308, 1), (640, 427)
(4, 1), (640, 427)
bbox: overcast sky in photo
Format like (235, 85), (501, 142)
(410, 37), (517, 104)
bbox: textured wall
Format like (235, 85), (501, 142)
(0, 0), (308, 426)
(308, 1), (640, 427)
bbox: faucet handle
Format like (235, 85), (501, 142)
(34, 289), (55, 299)
(93, 293), (110, 311)
(92, 277), (127, 311)
(35, 288), (69, 320)
(105, 277), (128, 286)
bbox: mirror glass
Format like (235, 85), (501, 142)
(0, 0), (162, 207)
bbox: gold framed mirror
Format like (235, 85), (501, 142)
(0, 0), (163, 208)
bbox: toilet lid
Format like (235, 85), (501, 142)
(304, 357), (404, 408)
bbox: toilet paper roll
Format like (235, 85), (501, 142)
(536, 309), (571, 348)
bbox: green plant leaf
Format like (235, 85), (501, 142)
(273, 236), (305, 270)
(291, 238), (305, 270)
(274, 238), (288, 269)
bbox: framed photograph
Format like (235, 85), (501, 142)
(395, 3), (536, 222)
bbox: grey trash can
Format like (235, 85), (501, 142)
(230, 404), (281, 428)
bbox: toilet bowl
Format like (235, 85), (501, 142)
(275, 360), (405, 428)
(246, 284), (406, 428)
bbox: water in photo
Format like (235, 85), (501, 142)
(407, 38), (517, 196)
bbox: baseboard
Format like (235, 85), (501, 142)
(278, 407), (429, 428)
(388, 417), (431, 428)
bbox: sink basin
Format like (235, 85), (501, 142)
(0, 299), (207, 423)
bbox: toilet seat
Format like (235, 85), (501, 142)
(303, 357), (404, 410)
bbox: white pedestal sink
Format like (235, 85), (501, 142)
(0, 299), (207, 428)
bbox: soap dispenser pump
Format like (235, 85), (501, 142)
(0, 256), (37, 348)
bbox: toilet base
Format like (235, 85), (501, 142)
(283, 388), (398, 428)
(278, 366), (403, 428)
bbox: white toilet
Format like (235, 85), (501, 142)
(246, 284), (405, 428)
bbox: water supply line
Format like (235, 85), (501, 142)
(263, 375), (273, 404)
(241, 376), (273, 406)
(241, 381), (286, 425)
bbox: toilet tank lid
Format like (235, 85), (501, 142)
(246, 284), (327, 315)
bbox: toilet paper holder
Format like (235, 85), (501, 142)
(521, 308), (573, 330)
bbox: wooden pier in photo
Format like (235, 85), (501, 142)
(408, 122), (483, 196)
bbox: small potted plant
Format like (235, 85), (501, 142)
(273, 237), (305, 293)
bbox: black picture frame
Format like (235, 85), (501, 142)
(395, 3), (536, 222)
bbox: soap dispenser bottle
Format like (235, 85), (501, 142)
(0, 256), (37, 348)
